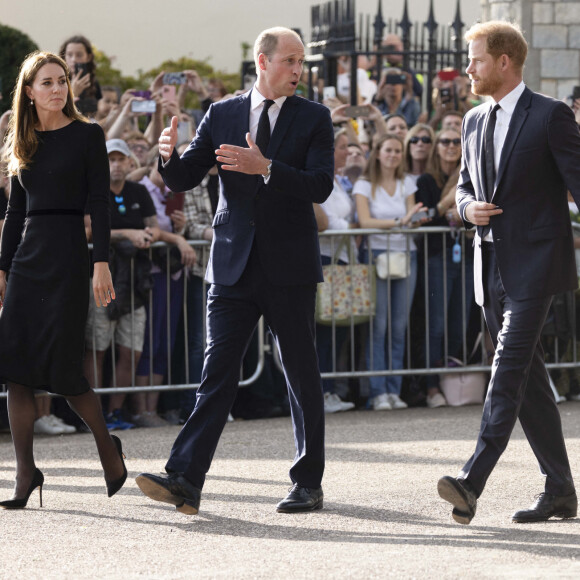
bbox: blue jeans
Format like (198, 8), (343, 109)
(425, 245), (474, 389)
(363, 249), (418, 397)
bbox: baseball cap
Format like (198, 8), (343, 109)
(106, 139), (131, 157)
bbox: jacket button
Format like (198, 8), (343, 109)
(249, 220), (255, 227)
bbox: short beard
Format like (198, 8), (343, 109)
(471, 72), (503, 97)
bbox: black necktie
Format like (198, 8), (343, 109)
(255, 99), (275, 156)
(485, 103), (500, 201)
(481, 103), (500, 238)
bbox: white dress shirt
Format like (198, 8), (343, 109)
(484, 80), (526, 241)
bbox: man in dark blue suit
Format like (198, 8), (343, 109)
(438, 21), (578, 525)
(136, 27), (334, 514)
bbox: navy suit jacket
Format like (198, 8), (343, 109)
(160, 91), (334, 286)
(456, 87), (580, 305)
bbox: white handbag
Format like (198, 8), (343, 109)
(375, 251), (410, 279)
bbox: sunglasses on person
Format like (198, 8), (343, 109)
(438, 138), (461, 146)
(114, 195), (126, 215)
(409, 136), (432, 144)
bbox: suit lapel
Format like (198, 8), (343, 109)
(235, 91), (252, 143)
(267, 96), (299, 159)
(493, 88), (531, 199)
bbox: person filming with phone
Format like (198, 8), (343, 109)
(373, 68), (420, 127)
(59, 35), (101, 117)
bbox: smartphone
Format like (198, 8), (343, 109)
(438, 69), (459, 82)
(411, 207), (436, 222)
(323, 86), (336, 100)
(165, 192), (185, 216)
(75, 62), (90, 76)
(161, 85), (177, 102)
(385, 74), (407, 85)
(573, 86), (580, 101)
(163, 72), (186, 85)
(131, 100), (156, 114)
(440, 87), (453, 103)
(344, 105), (368, 118)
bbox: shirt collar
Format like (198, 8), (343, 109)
(492, 81), (525, 116)
(251, 85), (287, 112)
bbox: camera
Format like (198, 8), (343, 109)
(385, 74), (407, 85)
(163, 72), (186, 85)
(131, 100), (157, 114)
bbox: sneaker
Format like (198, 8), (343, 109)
(105, 409), (135, 431)
(34, 415), (65, 435)
(48, 414), (76, 434)
(227, 413), (234, 423)
(325, 392), (355, 413)
(570, 393), (580, 402)
(427, 392), (448, 408)
(371, 393), (392, 411)
(132, 411), (169, 428)
(387, 394), (408, 410)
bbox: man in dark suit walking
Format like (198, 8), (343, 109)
(135, 27), (334, 514)
(438, 20), (578, 524)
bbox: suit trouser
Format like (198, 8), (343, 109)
(459, 242), (575, 497)
(165, 243), (325, 490)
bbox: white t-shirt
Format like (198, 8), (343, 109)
(319, 178), (356, 263)
(353, 175), (418, 252)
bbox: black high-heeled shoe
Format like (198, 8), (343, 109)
(106, 435), (127, 498)
(0, 468), (44, 509)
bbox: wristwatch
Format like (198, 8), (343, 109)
(394, 217), (401, 227)
(263, 160), (272, 178)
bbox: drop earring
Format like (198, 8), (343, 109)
(30, 99), (34, 105)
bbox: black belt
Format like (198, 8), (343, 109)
(27, 209), (84, 217)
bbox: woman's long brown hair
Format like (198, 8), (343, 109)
(2, 51), (87, 176)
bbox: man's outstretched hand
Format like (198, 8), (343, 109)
(215, 133), (270, 175)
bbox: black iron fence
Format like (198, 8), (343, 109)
(307, 0), (469, 114)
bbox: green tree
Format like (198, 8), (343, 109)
(0, 23), (39, 113)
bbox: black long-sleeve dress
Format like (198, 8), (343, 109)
(0, 120), (110, 395)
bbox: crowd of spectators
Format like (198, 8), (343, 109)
(2, 31), (580, 434)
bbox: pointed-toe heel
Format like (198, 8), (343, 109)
(106, 435), (127, 498)
(0, 468), (44, 509)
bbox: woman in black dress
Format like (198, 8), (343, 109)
(0, 52), (126, 508)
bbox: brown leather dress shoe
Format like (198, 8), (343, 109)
(512, 491), (577, 523)
(136, 472), (201, 515)
(276, 484), (323, 513)
(437, 475), (477, 525)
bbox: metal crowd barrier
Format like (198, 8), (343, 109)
(2, 226), (580, 399)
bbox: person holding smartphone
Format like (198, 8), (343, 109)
(59, 35), (101, 116)
(373, 68), (420, 127)
(354, 134), (426, 411)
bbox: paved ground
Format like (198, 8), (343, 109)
(1, 402), (580, 579)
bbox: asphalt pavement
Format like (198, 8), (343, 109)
(1, 403), (580, 579)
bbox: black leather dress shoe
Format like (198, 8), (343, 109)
(437, 476), (477, 525)
(276, 484), (323, 513)
(135, 472), (201, 515)
(512, 491), (577, 523)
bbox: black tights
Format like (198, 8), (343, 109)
(6, 384), (124, 499)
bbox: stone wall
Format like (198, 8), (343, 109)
(479, 0), (580, 98)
